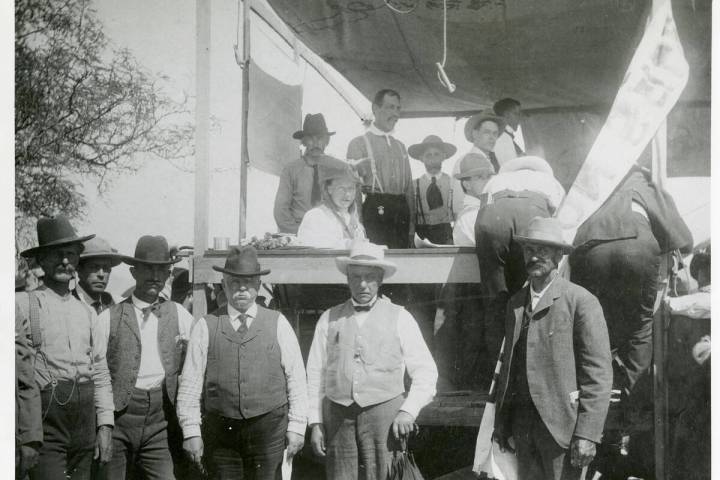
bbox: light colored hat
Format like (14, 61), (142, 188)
(499, 155), (555, 176)
(515, 217), (574, 254)
(319, 157), (362, 185)
(408, 135), (457, 161)
(463, 110), (505, 143)
(335, 241), (397, 278)
(453, 153), (495, 180)
(80, 237), (123, 267)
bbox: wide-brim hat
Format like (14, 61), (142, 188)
(20, 215), (95, 258)
(319, 157), (363, 185)
(213, 245), (270, 277)
(80, 237), (124, 267)
(464, 110), (505, 142)
(515, 217), (574, 254)
(122, 235), (182, 266)
(335, 241), (397, 278)
(408, 135), (457, 160)
(453, 152), (495, 180)
(292, 113), (336, 140)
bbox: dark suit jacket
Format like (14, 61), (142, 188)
(494, 276), (612, 448)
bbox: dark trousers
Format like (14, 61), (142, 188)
(570, 214), (660, 394)
(103, 387), (175, 480)
(510, 403), (583, 480)
(415, 223), (453, 245)
(323, 395), (404, 480)
(31, 380), (95, 480)
(203, 404), (288, 480)
(362, 193), (411, 248)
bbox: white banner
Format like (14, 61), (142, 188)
(555, 0), (689, 244)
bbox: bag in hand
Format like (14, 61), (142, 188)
(388, 437), (425, 480)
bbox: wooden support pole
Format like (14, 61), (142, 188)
(238, 0), (251, 241)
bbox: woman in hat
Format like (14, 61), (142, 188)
(297, 158), (367, 249)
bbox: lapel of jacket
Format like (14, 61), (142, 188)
(530, 275), (564, 320)
(511, 287), (529, 347)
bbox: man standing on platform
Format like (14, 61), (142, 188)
(73, 237), (123, 315)
(347, 89), (415, 248)
(274, 113), (335, 234)
(178, 246), (307, 479)
(493, 217), (612, 480)
(98, 235), (195, 479)
(307, 242), (438, 479)
(492, 98), (525, 165)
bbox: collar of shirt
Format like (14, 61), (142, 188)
(75, 282), (95, 305)
(367, 123), (396, 144)
(529, 273), (557, 309)
(228, 302), (257, 327)
(351, 296), (378, 308)
(423, 172), (443, 182)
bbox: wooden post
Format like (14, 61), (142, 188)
(238, 0), (251, 241)
(192, 0), (211, 319)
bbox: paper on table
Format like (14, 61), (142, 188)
(413, 233), (450, 248)
(282, 449), (293, 480)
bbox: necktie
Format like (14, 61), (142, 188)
(426, 177), (444, 210)
(91, 301), (103, 315)
(508, 131), (525, 155)
(311, 164), (321, 206)
(236, 313), (249, 338)
(489, 152), (500, 173)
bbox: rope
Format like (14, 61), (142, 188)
(435, 0), (456, 92)
(384, 0), (418, 15)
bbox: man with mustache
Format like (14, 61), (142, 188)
(178, 246), (307, 478)
(16, 215), (114, 479)
(96, 235), (194, 479)
(347, 89), (415, 248)
(274, 113), (336, 234)
(73, 237), (124, 315)
(493, 217), (612, 480)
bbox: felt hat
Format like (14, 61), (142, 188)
(319, 157), (363, 185)
(464, 110), (505, 142)
(212, 245), (270, 277)
(453, 153), (495, 180)
(292, 113), (335, 140)
(80, 237), (124, 267)
(408, 135), (457, 160)
(122, 235), (181, 266)
(335, 241), (397, 278)
(515, 217), (574, 254)
(20, 215), (95, 258)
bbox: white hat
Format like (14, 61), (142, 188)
(335, 241), (397, 278)
(499, 155), (555, 176)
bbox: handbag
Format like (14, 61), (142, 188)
(388, 436), (425, 480)
(472, 339), (518, 480)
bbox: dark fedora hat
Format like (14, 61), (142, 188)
(20, 215), (95, 258)
(80, 237), (124, 267)
(292, 113), (335, 140)
(122, 235), (181, 266)
(408, 135), (457, 160)
(464, 110), (505, 142)
(515, 217), (574, 254)
(213, 246), (270, 277)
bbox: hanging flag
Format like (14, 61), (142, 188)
(555, 0), (689, 244)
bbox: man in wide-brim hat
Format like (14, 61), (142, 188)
(15, 215), (115, 478)
(73, 236), (124, 315)
(274, 113), (336, 234)
(178, 245), (308, 477)
(492, 217), (612, 480)
(97, 235), (195, 478)
(306, 241), (438, 479)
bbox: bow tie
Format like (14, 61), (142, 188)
(353, 303), (374, 312)
(141, 299), (164, 319)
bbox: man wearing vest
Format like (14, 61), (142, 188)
(307, 242), (438, 479)
(97, 235), (194, 479)
(177, 246), (307, 479)
(73, 237), (123, 315)
(16, 215), (114, 479)
(347, 89), (416, 248)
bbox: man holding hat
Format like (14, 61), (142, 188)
(274, 113), (335, 234)
(410, 135), (457, 245)
(73, 237), (123, 314)
(96, 235), (195, 478)
(177, 246), (307, 479)
(493, 217), (612, 480)
(306, 242), (438, 479)
(16, 215), (114, 479)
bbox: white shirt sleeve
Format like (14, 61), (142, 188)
(306, 309), (330, 425)
(276, 313), (309, 435)
(176, 317), (209, 439)
(453, 208), (477, 246)
(397, 308), (438, 419)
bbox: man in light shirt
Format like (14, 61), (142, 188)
(73, 236), (123, 315)
(492, 98), (525, 165)
(452, 153), (495, 247)
(178, 246), (307, 479)
(307, 242), (438, 479)
(97, 235), (194, 479)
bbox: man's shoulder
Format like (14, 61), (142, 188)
(281, 157), (305, 173)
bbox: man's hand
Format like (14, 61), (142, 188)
(94, 425), (113, 464)
(285, 431), (305, 459)
(183, 436), (204, 468)
(570, 437), (596, 468)
(492, 429), (515, 454)
(310, 424), (326, 457)
(18, 444), (40, 478)
(391, 411), (416, 440)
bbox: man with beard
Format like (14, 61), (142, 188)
(97, 235), (195, 479)
(347, 89), (415, 248)
(274, 113), (336, 234)
(73, 237), (123, 315)
(493, 217), (612, 480)
(16, 215), (114, 479)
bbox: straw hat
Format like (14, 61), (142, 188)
(80, 237), (124, 267)
(408, 135), (457, 160)
(453, 153), (495, 180)
(464, 110), (505, 142)
(335, 241), (396, 278)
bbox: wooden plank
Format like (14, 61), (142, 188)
(193, 247), (481, 284)
(193, 0), (211, 256)
(238, 0), (250, 241)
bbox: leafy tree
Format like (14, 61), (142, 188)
(15, 0), (194, 246)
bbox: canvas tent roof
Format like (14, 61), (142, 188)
(264, 0), (710, 116)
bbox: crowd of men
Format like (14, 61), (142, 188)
(16, 87), (698, 480)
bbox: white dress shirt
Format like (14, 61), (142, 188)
(176, 302), (308, 438)
(451, 146), (492, 218)
(493, 124), (526, 166)
(306, 296), (438, 425)
(529, 275), (557, 311)
(452, 195), (482, 246)
(297, 204), (367, 249)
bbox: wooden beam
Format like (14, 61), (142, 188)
(193, 0), (211, 256)
(239, 0), (251, 241)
